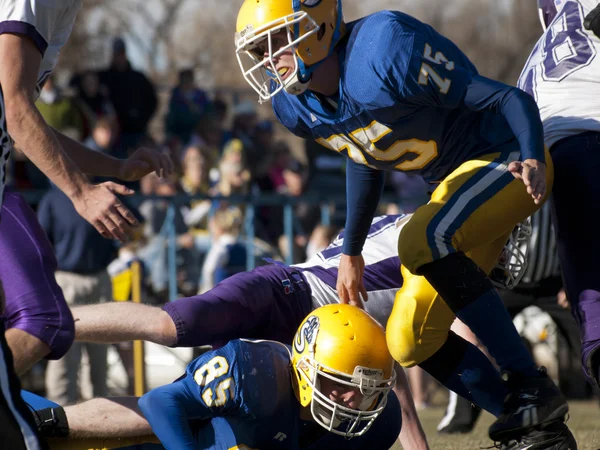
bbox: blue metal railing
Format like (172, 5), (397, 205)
(19, 190), (361, 302)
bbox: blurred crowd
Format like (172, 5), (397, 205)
(11, 37), (430, 403)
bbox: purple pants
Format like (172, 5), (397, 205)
(0, 190), (73, 359)
(551, 131), (600, 385)
(163, 263), (313, 348)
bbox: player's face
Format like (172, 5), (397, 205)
(318, 376), (364, 409)
(253, 30), (295, 81)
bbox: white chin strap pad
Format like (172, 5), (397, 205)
(284, 73), (311, 96)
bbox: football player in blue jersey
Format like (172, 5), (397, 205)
(34, 305), (402, 450)
(139, 304), (399, 449)
(233, 0), (567, 443)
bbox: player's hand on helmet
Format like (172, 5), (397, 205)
(117, 147), (175, 182)
(508, 158), (546, 204)
(337, 254), (368, 308)
(71, 182), (138, 242)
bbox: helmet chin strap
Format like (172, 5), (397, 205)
(284, 72), (311, 96)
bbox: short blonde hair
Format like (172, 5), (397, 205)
(213, 206), (244, 235)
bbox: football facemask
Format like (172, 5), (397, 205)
(491, 218), (532, 290)
(296, 356), (396, 437)
(235, 12), (319, 102)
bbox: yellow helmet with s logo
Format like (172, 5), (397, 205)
(291, 304), (396, 438)
(235, 0), (345, 102)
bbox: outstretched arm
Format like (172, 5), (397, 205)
(139, 380), (206, 450)
(72, 302), (176, 346)
(337, 159), (384, 306)
(52, 128), (174, 181)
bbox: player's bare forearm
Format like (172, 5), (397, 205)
(64, 397), (152, 438)
(7, 95), (88, 198)
(394, 366), (430, 450)
(52, 128), (122, 177)
(72, 303), (177, 346)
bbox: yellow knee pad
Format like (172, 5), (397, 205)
(386, 267), (456, 367)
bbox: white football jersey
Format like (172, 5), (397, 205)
(518, 0), (600, 148)
(0, 0), (82, 202)
(294, 214), (409, 328)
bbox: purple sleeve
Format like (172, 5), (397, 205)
(0, 20), (47, 54)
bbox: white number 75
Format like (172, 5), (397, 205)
(418, 43), (454, 94)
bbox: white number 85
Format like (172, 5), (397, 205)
(194, 356), (235, 408)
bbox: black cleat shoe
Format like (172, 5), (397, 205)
(489, 368), (569, 442)
(437, 391), (482, 434)
(498, 420), (577, 450)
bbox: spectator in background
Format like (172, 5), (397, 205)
(71, 70), (116, 139)
(221, 100), (258, 176)
(180, 146), (213, 292)
(100, 37), (158, 159)
(305, 224), (339, 260)
(266, 139), (292, 193)
(304, 138), (346, 197)
(199, 206), (246, 293)
(251, 120), (275, 180)
(165, 69), (210, 144)
(138, 175), (195, 299)
(209, 97), (232, 152)
(276, 156), (315, 263)
(38, 181), (117, 406)
(187, 111), (223, 176)
(388, 172), (430, 214)
(36, 76), (84, 141)
(213, 152), (252, 199)
(83, 117), (115, 156)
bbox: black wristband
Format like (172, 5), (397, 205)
(33, 406), (70, 438)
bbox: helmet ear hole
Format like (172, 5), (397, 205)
(317, 22), (326, 40)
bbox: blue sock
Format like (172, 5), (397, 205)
(420, 331), (506, 416)
(457, 289), (538, 377)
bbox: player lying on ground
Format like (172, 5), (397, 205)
(35, 305), (402, 450)
(233, 0), (565, 442)
(71, 214), (569, 448)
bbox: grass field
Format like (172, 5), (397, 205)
(391, 400), (600, 450)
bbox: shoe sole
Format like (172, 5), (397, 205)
(489, 403), (569, 442)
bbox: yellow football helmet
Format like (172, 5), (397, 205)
(235, 0), (345, 102)
(291, 304), (396, 438)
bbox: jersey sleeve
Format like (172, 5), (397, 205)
(0, 0), (67, 55)
(342, 160), (385, 255)
(139, 343), (243, 449)
(382, 19), (475, 109)
(183, 342), (241, 417)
